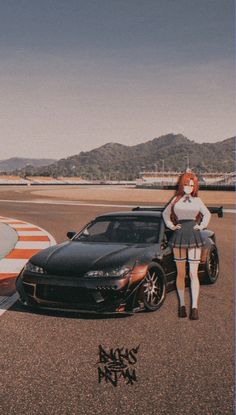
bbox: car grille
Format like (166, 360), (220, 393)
(23, 282), (35, 296)
(35, 284), (94, 305)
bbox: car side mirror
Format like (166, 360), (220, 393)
(67, 231), (77, 240)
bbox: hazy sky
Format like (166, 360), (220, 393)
(0, 0), (235, 159)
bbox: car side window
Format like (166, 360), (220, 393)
(87, 221), (110, 235)
(78, 220), (111, 241)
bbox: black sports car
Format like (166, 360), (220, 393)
(16, 207), (222, 315)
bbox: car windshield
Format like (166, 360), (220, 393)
(74, 216), (160, 243)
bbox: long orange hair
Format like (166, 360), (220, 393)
(170, 172), (201, 224)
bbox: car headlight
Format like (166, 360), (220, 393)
(85, 266), (131, 278)
(24, 262), (45, 274)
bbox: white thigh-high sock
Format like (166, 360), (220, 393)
(177, 288), (185, 307)
(189, 262), (200, 309)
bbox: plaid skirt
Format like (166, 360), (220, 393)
(169, 220), (205, 249)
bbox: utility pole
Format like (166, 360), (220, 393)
(186, 156), (190, 171)
(161, 159), (165, 172)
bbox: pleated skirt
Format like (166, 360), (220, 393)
(169, 220), (206, 249)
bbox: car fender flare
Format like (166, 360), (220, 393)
(200, 236), (216, 263)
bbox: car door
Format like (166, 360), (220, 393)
(159, 224), (177, 286)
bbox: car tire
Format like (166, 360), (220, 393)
(203, 244), (219, 284)
(138, 262), (166, 311)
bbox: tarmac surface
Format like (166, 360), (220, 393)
(0, 186), (235, 415)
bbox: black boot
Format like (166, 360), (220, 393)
(178, 305), (187, 318)
(190, 308), (199, 320)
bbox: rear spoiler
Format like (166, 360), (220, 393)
(132, 206), (223, 218)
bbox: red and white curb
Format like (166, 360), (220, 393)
(0, 216), (56, 316)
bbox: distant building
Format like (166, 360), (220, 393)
(137, 171), (236, 186)
(0, 175), (29, 185)
(137, 171), (179, 185)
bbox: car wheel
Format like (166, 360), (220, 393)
(203, 245), (219, 284)
(139, 263), (166, 311)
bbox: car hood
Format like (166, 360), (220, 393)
(29, 241), (160, 276)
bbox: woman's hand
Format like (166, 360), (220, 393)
(172, 224), (181, 230)
(194, 224), (203, 230)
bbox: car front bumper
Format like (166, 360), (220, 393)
(15, 268), (146, 313)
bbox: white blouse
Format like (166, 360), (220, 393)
(162, 195), (211, 230)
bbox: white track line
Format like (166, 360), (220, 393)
(0, 198), (234, 213)
(0, 293), (19, 317)
(15, 242), (51, 249)
(17, 231), (52, 236)
(0, 198), (136, 208)
(0, 259), (29, 273)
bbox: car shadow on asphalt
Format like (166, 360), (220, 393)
(9, 300), (133, 319)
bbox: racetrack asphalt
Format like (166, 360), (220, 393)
(0, 187), (234, 415)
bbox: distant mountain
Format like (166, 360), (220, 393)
(0, 157), (57, 173)
(12, 134), (235, 179)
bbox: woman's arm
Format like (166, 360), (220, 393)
(162, 197), (177, 230)
(196, 198), (211, 229)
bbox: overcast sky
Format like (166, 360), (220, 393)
(0, 0), (235, 159)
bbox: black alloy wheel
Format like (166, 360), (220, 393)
(204, 245), (219, 284)
(139, 263), (166, 311)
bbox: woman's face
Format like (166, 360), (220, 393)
(183, 179), (194, 195)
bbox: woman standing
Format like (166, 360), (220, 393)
(162, 171), (211, 320)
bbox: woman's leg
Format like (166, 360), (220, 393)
(173, 247), (187, 307)
(188, 247), (201, 310)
